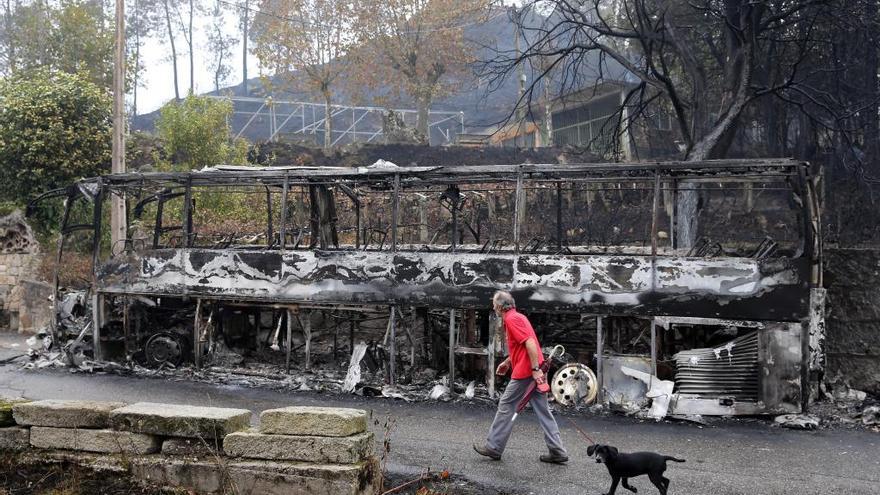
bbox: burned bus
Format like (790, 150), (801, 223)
(30, 158), (824, 416)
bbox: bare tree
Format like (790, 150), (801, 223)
(207, 0), (235, 92)
(161, 0), (180, 100)
(128, 0), (161, 115)
(0, 0), (16, 74)
(482, 0), (869, 247)
(239, 0), (251, 95)
(351, 0), (492, 140)
(175, 0), (200, 94)
(253, 0), (353, 150)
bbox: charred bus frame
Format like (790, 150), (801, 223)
(31, 158), (823, 415)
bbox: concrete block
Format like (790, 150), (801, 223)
(30, 426), (160, 454)
(131, 456), (380, 495)
(224, 430), (373, 464)
(110, 402), (251, 440)
(161, 437), (222, 456)
(0, 398), (28, 426)
(0, 427), (29, 451)
(13, 400), (125, 428)
(260, 406), (367, 437)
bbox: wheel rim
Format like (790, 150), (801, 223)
(551, 363), (598, 406)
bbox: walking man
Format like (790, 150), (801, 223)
(473, 290), (569, 464)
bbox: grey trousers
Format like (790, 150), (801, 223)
(486, 378), (567, 455)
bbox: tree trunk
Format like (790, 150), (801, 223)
(241, 0), (248, 96)
(188, 0), (194, 94)
(323, 90), (332, 150)
(163, 0), (180, 101)
(542, 78), (553, 147)
(416, 94), (430, 144)
(863, 0), (879, 171)
(132, 0), (140, 116)
(675, 1), (755, 249)
(4, 0), (15, 73)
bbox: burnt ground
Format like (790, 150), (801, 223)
(0, 455), (172, 495)
(1, 334), (879, 495)
(0, 456), (491, 495)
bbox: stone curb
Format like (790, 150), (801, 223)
(224, 430), (374, 464)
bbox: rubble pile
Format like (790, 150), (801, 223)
(779, 375), (880, 431)
(23, 307), (499, 407)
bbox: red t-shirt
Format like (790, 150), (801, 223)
(503, 309), (543, 379)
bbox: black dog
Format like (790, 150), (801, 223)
(587, 444), (685, 495)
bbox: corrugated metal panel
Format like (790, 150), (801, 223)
(673, 332), (759, 400)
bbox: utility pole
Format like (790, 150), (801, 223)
(242, 0), (249, 96)
(111, 0), (127, 248)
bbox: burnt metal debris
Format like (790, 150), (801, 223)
(28, 158), (825, 415)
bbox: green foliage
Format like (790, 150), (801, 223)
(0, 69), (111, 232)
(3, 0), (118, 89)
(153, 94), (255, 237)
(155, 94), (248, 171)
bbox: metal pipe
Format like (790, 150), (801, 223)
(152, 194), (164, 249)
(91, 181), (104, 275)
(650, 318), (657, 378)
(651, 171), (661, 258)
(392, 174), (400, 251)
(451, 192), (458, 252)
(182, 176), (193, 247)
(123, 296), (131, 361)
(556, 181), (563, 250)
(280, 174), (289, 251)
(448, 309), (456, 388)
(513, 169), (523, 253)
(302, 312), (312, 370)
(389, 305), (397, 386)
(265, 187), (273, 247)
(193, 299), (201, 369)
(670, 179), (677, 249)
(355, 199), (361, 249)
(286, 309), (293, 373)
(596, 316), (604, 404)
(92, 294), (103, 361)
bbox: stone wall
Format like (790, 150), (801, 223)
(0, 399), (380, 495)
(823, 248), (880, 395)
(0, 211), (44, 333)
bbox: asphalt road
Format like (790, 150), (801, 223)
(1, 334), (878, 495)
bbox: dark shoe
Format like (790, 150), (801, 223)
(473, 443), (502, 460)
(540, 451), (569, 464)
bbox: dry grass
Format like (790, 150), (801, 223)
(0, 455), (173, 495)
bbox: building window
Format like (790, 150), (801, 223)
(552, 92), (620, 152)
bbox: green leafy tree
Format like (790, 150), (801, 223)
(155, 94), (247, 170)
(154, 94), (255, 238)
(0, 69), (111, 218)
(2, 0), (116, 88)
(253, 0), (354, 150)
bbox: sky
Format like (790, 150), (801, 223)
(134, 0), (525, 115)
(134, 6), (259, 115)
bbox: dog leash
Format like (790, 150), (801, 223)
(563, 415), (597, 445)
